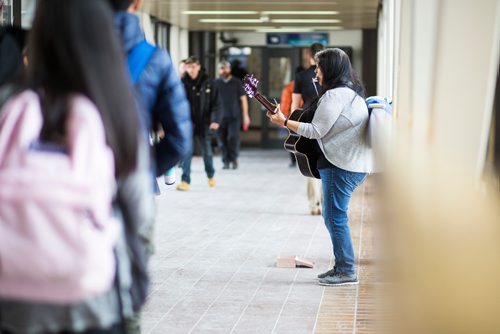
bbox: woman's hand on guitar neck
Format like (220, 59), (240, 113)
(266, 104), (287, 127)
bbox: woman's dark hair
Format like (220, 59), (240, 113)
(108, 0), (134, 11)
(28, 0), (139, 178)
(315, 48), (366, 99)
(309, 43), (324, 58)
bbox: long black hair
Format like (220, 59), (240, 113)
(108, 0), (134, 11)
(315, 48), (366, 99)
(28, 0), (139, 178)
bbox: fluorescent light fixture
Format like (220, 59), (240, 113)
(256, 28), (315, 32)
(199, 19), (263, 23)
(183, 11), (258, 15)
(311, 26), (343, 30)
(261, 11), (338, 15)
(272, 19), (341, 23)
(225, 26), (275, 30)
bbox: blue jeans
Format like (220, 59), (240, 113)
(181, 134), (215, 184)
(319, 165), (367, 274)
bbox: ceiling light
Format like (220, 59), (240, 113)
(217, 26), (275, 30)
(272, 19), (341, 23)
(261, 11), (339, 15)
(200, 19), (263, 23)
(256, 28), (316, 33)
(311, 26), (343, 30)
(183, 11), (259, 15)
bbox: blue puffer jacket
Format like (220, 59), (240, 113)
(114, 12), (192, 173)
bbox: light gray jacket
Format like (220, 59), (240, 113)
(296, 87), (373, 173)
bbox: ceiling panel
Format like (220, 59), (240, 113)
(142, 0), (379, 32)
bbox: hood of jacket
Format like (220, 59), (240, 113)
(183, 72), (210, 90)
(114, 12), (144, 53)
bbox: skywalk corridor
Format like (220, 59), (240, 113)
(143, 149), (376, 333)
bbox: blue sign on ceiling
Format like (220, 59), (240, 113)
(266, 33), (329, 46)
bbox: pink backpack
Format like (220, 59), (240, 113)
(0, 91), (119, 303)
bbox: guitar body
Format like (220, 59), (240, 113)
(284, 105), (321, 179)
(241, 74), (321, 179)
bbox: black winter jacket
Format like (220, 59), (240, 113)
(182, 72), (222, 136)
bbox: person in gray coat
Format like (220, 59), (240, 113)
(267, 48), (372, 287)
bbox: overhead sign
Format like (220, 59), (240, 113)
(266, 33), (329, 46)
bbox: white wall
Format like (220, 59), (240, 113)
(21, 0), (36, 28)
(388, 0), (500, 179)
(169, 25), (189, 71)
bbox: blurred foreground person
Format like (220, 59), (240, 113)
(0, 0), (152, 333)
(109, 0), (191, 331)
(109, 0), (191, 193)
(0, 26), (27, 105)
(268, 48), (372, 286)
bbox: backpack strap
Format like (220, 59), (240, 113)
(127, 40), (156, 84)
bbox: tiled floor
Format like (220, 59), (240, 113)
(143, 149), (374, 334)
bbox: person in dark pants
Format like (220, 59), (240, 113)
(214, 61), (250, 170)
(292, 42), (325, 216)
(177, 56), (222, 191)
(229, 59), (248, 81)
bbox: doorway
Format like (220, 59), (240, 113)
(260, 48), (300, 148)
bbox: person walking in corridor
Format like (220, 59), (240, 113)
(109, 0), (191, 195)
(177, 56), (222, 191)
(214, 60), (250, 170)
(109, 0), (192, 332)
(0, 0), (150, 332)
(267, 48), (372, 286)
(292, 43), (325, 216)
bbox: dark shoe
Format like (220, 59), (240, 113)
(232, 160), (238, 170)
(317, 267), (337, 279)
(318, 272), (358, 286)
(222, 163), (230, 169)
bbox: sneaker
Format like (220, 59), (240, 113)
(222, 163), (230, 169)
(310, 208), (321, 215)
(317, 267), (337, 279)
(176, 181), (190, 191)
(164, 167), (176, 185)
(208, 178), (216, 187)
(318, 272), (358, 286)
(232, 160), (238, 170)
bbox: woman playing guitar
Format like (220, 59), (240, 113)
(266, 48), (373, 286)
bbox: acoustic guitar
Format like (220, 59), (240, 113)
(242, 74), (321, 179)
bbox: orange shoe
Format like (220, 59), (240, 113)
(208, 178), (216, 187)
(310, 208), (322, 215)
(176, 181), (190, 191)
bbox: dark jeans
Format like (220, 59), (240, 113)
(218, 118), (241, 164)
(181, 133), (215, 184)
(319, 165), (366, 274)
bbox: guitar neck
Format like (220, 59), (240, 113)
(254, 92), (277, 114)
